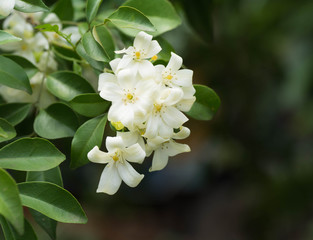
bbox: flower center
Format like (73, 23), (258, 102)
(112, 152), (119, 161)
(127, 93), (133, 100)
(154, 103), (163, 112)
(135, 51), (141, 59)
(166, 74), (173, 80)
(21, 44), (28, 51)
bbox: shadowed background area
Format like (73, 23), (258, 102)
(2, 0), (313, 239)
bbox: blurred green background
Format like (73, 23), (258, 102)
(2, 0), (313, 239)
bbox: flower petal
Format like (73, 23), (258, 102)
(0, 0), (15, 17)
(105, 136), (125, 152)
(98, 73), (117, 91)
(174, 69), (193, 87)
(123, 143), (145, 163)
(150, 149), (168, 172)
(159, 87), (183, 106)
(146, 40), (162, 58)
(166, 52), (182, 72)
(162, 106), (188, 128)
(97, 163), (122, 195)
(117, 161), (144, 187)
(166, 140), (190, 157)
(138, 60), (155, 79)
(109, 58), (121, 73)
(88, 146), (111, 164)
(173, 126), (190, 140)
(134, 31), (152, 51)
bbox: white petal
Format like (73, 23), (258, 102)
(134, 31), (152, 51)
(166, 52), (182, 72)
(176, 97), (196, 112)
(0, 0), (15, 17)
(145, 40), (162, 58)
(117, 131), (139, 147)
(159, 87), (183, 106)
(162, 106), (188, 128)
(158, 121), (173, 139)
(118, 104), (135, 128)
(88, 146), (111, 164)
(173, 69), (193, 87)
(109, 58), (121, 73)
(98, 73), (117, 91)
(173, 126), (190, 140)
(99, 82), (122, 102)
(117, 68), (136, 89)
(97, 163), (122, 195)
(166, 140), (190, 157)
(150, 149), (168, 172)
(105, 136), (125, 152)
(144, 115), (160, 138)
(138, 60), (155, 79)
(123, 143), (145, 163)
(115, 48), (127, 54)
(117, 161), (144, 187)
(117, 54), (133, 70)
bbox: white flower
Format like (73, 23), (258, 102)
(144, 86), (189, 139)
(88, 136), (145, 195)
(0, 12), (49, 64)
(0, 72), (56, 109)
(0, 0), (15, 18)
(155, 52), (193, 88)
(98, 68), (156, 129)
(176, 85), (196, 112)
(115, 31), (161, 78)
(146, 127), (191, 171)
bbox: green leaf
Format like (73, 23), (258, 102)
(26, 167), (63, 240)
(107, 6), (155, 36)
(52, 43), (81, 62)
(0, 103), (32, 126)
(0, 169), (24, 235)
(52, 0), (74, 21)
(69, 93), (110, 117)
(0, 217), (37, 240)
(186, 84), (220, 121)
(14, 0), (49, 13)
(0, 55), (32, 94)
(0, 138), (66, 171)
(82, 31), (109, 62)
(3, 55), (38, 79)
(18, 182), (88, 224)
(86, 0), (103, 23)
(123, 0), (181, 36)
(76, 42), (106, 72)
(92, 25), (115, 60)
(0, 118), (16, 143)
(71, 114), (107, 169)
(26, 167), (63, 187)
(46, 71), (94, 102)
(34, 103), (79, 139)
(0, 31), (21, 45)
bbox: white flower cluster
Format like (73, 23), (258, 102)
(0, 11), (79, 108)
(88, 31), (196, 195)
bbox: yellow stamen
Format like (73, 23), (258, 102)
(21, 44), (28, 51)
(135, 51), (141, 59)
(112, 154), (119, 161)
(111, 121), (124, 131)
(154, 103), (162, 112)
(54, 33), (59, 39)
(166, 74), (173, 80)
(126, 93), (133, 100)
(151, 55), (158, 61)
